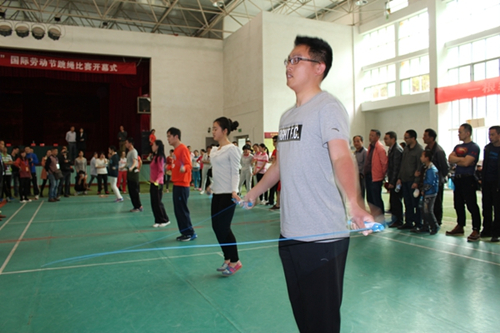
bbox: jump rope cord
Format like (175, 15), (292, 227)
(43, 200), (387, 267)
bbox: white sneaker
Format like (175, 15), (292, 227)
(27, 199), (32, 202)
(159, 221), (171, 227)
(35, 195), (39, 200)
(200, 191), (205, 195)
(260, 200), (267, 205)
(153, 223), (160, 228)
(20, 200), (27, 203)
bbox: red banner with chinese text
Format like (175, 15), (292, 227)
(0, 51), (136, 75)
(435, 77), (500, 104)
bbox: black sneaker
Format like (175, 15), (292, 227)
(480, 230), (492, 238)
(397, 223), (413, 230)
(491, 236), (499, 243)
(176, 234), (197, 242)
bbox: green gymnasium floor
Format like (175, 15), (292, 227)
(0, 188), (499, 333)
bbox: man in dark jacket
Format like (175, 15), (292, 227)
(384, 131), (404, 228)
(58, 146), (73, 197)
(423, 129), (449, 226)
(481, 126), (500, 242)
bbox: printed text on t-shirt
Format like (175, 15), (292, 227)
(279, 125), (302, 142)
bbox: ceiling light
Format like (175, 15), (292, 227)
(210, 0), (224, 8)
(15, 23), (30, 38)
(0, 22), (12, 37)
(54, 15), (61, 22)
(48, 26), (62, 40)
(356, 0), (368, 5)
(0, 10), (5, 19)
(32, 25), (45, 40)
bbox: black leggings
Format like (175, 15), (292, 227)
(20, 177), (31, 201)
(211, 193), (238, 262)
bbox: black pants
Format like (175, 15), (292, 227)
(482, 181), (500, 236)
(127, 172), (142, 209)
(88, 175), (97, 188)
(279, 237), (349, 333)
(211, 193), (238, 262)
(40, 178), (48, 197)
(256, 173), (268, 201)
(365, 174), (384, 215)
(453, 176), (481, 230)
(58, 171), (71, 196)
(150, 183), (169, 224)
(173, 186), (194, 236)
(389, 188), (403, 224)
(434, 183), (444, 225)
(19, 177), (31, 201)
(359, 174), (365, 200)
(2, 175), (11, 198)
(97, 174), (108, 193)
(30, 172), (39, 196)
(12, 172), (19, 196)
(268, 181), (279, 206)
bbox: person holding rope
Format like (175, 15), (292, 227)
(244, 36), (373, 332)
(208, 117), (242, 276)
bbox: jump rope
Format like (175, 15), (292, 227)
(43, 197), (387, 267)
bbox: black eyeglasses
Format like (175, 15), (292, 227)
(284, 57), (320, 66)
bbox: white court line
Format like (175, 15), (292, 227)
(0, 201), (44, 274)
(396, 231), (500, 257)
(374, 234), (500, 267)
(0, 203), (27, 232)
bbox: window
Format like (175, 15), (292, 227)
(398, 12), (429, 55)
(444, 0), (500, 42)
(447, 35), (500, 84)
(400, 55), (429, 95)
(363, 64), (396, 102)
(362, 25), (395, 65)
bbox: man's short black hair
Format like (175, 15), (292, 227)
(294, 36), (333, 80)
(406, 130), (417, 139)
(461, 123), (473, 135)
(490, 126), (500, 134)
(109, 145), (116, 152)
(353, 135), (364, 142)
(385, 131), (397, 140)
(425, 128), (437, 140)
(126, 137), (134, 145)
(167, 127), (181, 140)
(370, 129), (381, 138)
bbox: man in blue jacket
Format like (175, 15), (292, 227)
(25, 147), (40, 200)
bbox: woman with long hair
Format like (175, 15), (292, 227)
(150, 140), (170, 227)
(209, 117), (242, 276)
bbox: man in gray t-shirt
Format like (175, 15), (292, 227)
(245, 36), (372, 333)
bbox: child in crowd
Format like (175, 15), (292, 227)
(420, 150), (440, 235)
(192, 150), (201, 190)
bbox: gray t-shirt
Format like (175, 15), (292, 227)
(126, 148), (138, 170)
(278, 91), (350, 242)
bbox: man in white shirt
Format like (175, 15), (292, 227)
(65, 126), (77, 162)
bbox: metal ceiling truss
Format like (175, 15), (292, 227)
(0, 0), (386, 39)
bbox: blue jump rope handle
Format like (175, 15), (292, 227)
(232, 199), (253, 208)
(347, 220), (385, 232)
(364, 222), (385, 232)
